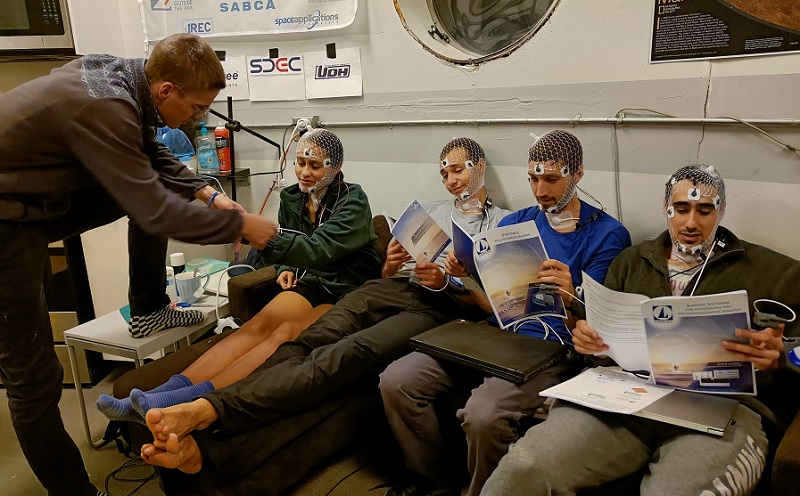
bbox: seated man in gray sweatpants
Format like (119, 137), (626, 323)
(482, 164), (800, 496)
(379, 130), (632, 496)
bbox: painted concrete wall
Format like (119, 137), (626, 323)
(63, 0), (800, 314)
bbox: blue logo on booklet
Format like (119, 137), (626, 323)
(653, 305), (673, 322)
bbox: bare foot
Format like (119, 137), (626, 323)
(141, 433), (203, 474)
(145, 399), (218, 441)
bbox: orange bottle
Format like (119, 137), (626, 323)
(214, 125), (231, 175)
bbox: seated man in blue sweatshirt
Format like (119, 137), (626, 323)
(379, 129), (632, 496)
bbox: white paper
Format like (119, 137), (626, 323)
(247, 54), (305, 101)
(215, 55), (250, 101)
(541, 367), (674, 414)
(582, 273), (651, 372)
(140, 0), (358, 43)
(303, 47), (363, 99)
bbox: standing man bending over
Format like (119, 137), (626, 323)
(482, 164), (800, 496)
(0, 34), (276, 496)
(380, 129), (631, 496)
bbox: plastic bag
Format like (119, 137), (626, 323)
(156, 127), (195, 156)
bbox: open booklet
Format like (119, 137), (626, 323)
(581, 273), (756, 395)
(387, 200), (451, 264)
(453, 217), (567, 329)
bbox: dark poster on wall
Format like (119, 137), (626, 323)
(650, 0), (800, 62)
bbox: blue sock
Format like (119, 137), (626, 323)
(96, 374), (193, 422)
(130, 381), (215, 416)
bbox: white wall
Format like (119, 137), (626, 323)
(69, 0), (800, 314)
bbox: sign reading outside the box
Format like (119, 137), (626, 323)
(141, 0), (358, 43)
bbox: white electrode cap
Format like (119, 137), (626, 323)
(170, 252), (186, 266)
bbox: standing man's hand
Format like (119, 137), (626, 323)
(240, 213), (277, 249)
(210, 194), (246, 213)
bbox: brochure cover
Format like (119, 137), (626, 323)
(451, 217), (478, 277)
(390, 200), (451, 264)
(643, 291), (755, 395)
(473, 221), (567, 328)
(582, 273), (756, 395)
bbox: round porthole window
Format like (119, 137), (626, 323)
(394, 0), (560, 65)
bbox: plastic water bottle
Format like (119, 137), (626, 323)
(195, 122), (220, 175)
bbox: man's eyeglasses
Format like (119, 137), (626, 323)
(173, 83), (210, 120)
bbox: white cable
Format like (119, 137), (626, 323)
(197, 175), (228, 197)
(212, 264), (256, 334)
(754, 298), (797, 323)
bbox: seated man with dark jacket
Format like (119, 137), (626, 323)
(137, 137), (512, 476)
(482, 164), (800, 496)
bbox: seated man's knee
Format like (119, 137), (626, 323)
(378, 358), (408, 395)
(459, 397), (515, 441)
(486, 441), (554, 493)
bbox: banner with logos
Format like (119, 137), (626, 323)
(140, 0), (358, 42)
(303, 47), (363, 99)
(247, 54), (306, 101)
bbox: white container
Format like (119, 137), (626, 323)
(165, 266), (179, 302)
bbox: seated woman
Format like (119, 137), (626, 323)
(97, 128), (381, 421)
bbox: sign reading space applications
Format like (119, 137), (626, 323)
(247, 54), (305, 101)
(140, 0), (358, 43)
(303, 47), (363, 99)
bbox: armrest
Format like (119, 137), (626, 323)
(227, 266), (280, 322)
(772, 408), (800, 493)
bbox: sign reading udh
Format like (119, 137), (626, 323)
(651, 0), (800, 62)
(141, 0), (358, 43)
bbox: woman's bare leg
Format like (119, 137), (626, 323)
(207, 304), (332, 388)
(181, 291), (314, 384)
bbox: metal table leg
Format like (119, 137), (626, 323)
(66, 343), (106, 448)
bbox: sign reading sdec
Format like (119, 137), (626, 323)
(219, 1), (276, 12)
(249, 57), (301, 74)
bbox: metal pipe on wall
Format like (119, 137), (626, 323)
(231, 116), (800, 130)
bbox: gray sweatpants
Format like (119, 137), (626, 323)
(481, 401), (768, 496)
(379, 351), (575, 496)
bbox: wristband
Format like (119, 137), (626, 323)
(207, 191), (220, 207)
(446, 276), (470, 295)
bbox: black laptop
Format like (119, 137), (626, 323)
(410, 319), (569, 384)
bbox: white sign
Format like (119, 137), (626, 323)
(140, 0), (358, 42)
(303, 47), (363, 99)
(247, 54), (305, 101)
(215, 55), (249, 101)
